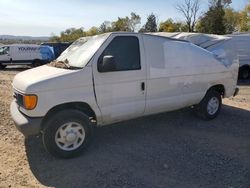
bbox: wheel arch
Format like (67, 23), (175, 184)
(41, 102), (97, 130)
(239, 65), (250, 79)
(207, 84), (225, 97)
(33, 58), (41, 63)
(240, 64), (250, 70)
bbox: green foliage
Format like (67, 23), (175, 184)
(140, 13), (158, 32)
(224, 8), (240, 34)
(111, 17), (131, 32)
(238, 1), (250, 32)
(99, 21), (112, 33)
(197, 0), (228, 34)
(54, 28), (87, 42)
(197, 0), (249, 34)
(49, 1), (250, 43)
(50, 12), (141, 42)
(129, 12), (141, 32)
(159, 19), (188, 32)
(111, 12), (141, 32)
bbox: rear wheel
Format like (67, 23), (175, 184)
(32, 60), (41, 67)
(0, 64), (6, 70)
(42, 110), (92, 158)
(239, 67), (250, 80)
(196, 90), (222, 120)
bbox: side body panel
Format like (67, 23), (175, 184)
(142, 35), (236, 116)
(11, 45), (40, 62)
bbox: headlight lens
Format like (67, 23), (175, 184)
(23, 95), (37, 110)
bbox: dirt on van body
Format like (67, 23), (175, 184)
(0, 66), (250, 188)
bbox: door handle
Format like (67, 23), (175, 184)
(141, 82), (145, 91)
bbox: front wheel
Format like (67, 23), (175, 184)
(196, 90), (222, 120)
(42, 110), (92, 158)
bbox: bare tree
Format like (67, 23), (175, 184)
(176, 0), (201, 32)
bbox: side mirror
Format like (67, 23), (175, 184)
(98, 55), (116, 72)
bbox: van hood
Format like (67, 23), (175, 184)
(12, 65), (91, 93)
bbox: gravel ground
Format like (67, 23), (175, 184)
(0, 66), (250, 188)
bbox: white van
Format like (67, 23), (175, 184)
(227, 33), (250, 79)
(10, 32), (239, 158)
(0, 44), (54, 69)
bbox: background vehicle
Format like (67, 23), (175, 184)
(41, 42), (72, 58)
(0, 44), (54, 69)
(153, 32), (250, 80)
(227, 33), (250, 80)
(11, 33), (239, 158)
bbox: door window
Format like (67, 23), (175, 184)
(0, 46), (9, 55)
(99, 36), (141, 72)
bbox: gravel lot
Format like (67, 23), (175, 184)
(0, 66), (250, 188)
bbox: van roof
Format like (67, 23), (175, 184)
(8, 44), (40, 47)
(104, 32), (190, 43)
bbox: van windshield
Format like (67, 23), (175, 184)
(56, 33), (110, 68)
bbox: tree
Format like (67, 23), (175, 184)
(86, 27), (99, 36)
(176, 0), (201, 32)
(238, 1), (250, 32)
(111, 12), (141, 32)
(224, 8), (240, 34)
(59, 28), (86, 42)
(49, 12), (141, 42)
(197, 0), (232, 34)
(140, 13), (158, 32)
(159, 19), (188, 32)
(99, 21), (112, 33)
(129, 12), (141, 32)
(112, 17), (131, 31)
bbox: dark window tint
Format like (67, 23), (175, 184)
(100, 36), (141, 71)
(0, 46), (9, 55)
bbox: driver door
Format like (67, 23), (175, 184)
(0, 46), (11, 63)
(92, 34), (146, 125)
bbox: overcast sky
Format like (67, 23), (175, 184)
(0, 0), (248, 36)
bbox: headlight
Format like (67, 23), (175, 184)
(23, 95), (37, 110)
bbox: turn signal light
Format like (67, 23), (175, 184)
(23, 95), (37, 110)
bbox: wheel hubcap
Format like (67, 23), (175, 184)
(66, 133), (77, 142)
(207, 97), (219, 115)
(55, 122), (85, 151)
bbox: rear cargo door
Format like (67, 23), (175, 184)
(92, 34), (146, 124)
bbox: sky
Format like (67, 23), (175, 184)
(0, 0), (248, 36)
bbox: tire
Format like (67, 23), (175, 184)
(239, 67), (250, 80)
(32, 60), (41, 67)
(42, 109), (92, 158)
(0, 64), (6, 70)
(196, 90), (222, 120)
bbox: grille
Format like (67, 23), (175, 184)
(14, 92), (24, 106)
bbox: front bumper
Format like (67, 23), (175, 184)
(10, 100), (42, 137)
